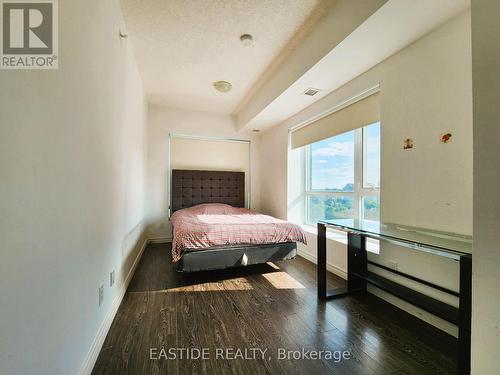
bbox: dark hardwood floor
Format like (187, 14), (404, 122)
(92, 243), (457, 375)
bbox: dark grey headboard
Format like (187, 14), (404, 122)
(171, 169), (245, 212)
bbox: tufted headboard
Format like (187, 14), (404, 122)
(171, 169), (245, 213)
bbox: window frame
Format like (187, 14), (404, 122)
(362, 124), (381, 190)
(304, 123), (380, 226)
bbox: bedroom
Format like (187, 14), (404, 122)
(0, 0), (499, 374)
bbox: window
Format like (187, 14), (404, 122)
(305, 122), (380, 225)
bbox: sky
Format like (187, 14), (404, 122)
(311, 122), (380, 190)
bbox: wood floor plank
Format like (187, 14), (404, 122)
(92, 243), (458, 375)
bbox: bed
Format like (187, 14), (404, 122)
(170, 169), (307, 272)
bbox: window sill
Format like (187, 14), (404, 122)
(300, 224), (380, 254)
(300, 224), (348, 245)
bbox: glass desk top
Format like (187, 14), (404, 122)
(318, 219), (472, 257)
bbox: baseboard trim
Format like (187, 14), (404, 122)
(77, 236), (148, 375)
(297, 249), (347, 280)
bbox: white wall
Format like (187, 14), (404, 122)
(146, 105), (261, 239)
(258, 11), (472, 335)
(471, 0), (500, 373)
(171, 137), (251, 207)
(0, 1), (148, 374)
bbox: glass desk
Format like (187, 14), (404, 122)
(317, 219), (472, 374)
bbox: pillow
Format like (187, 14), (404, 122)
(182, 203), (237, 215)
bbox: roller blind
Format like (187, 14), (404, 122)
(290, 92), (380, 149)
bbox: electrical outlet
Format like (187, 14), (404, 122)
(98, 284), (104, 306)
(388, 260), (398, 271)
(110, 270), (115, 287)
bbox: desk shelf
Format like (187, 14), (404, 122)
(363, 270), (459, 324)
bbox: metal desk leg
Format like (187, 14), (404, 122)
(317, 222), (327, 299)
(347, 232), (367, 293)
(317, 224), (366, 300)
(458, 254), (472, 375)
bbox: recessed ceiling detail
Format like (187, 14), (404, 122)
(237, 0), (470, 132)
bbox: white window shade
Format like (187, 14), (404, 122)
(290, 92), (380, 149)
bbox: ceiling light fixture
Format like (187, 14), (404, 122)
(240, 34), (253, 46)
(213, 81), (232, 93)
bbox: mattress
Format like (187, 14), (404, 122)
(170, 203), (307, 262)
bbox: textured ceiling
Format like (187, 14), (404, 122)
(120, 0), (321, 114)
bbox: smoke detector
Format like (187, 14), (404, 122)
(213, 81), (232, 93)
(240, 34), (253, 46)
(303, 88), (321, 96)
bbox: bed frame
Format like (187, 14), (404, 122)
(171, 169), (297, 272)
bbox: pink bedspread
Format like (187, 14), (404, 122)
(170, 203), (307, 262)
